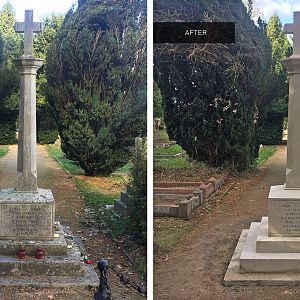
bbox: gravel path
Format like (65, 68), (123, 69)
(154, 146), (300, 300)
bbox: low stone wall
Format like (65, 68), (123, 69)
(154, 195), (201, 220)
(153, 177), (225, 219)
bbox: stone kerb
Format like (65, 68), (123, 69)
(153, 178), (225, 219)
(153, 205), (180, 217)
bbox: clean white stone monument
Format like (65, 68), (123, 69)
(224, 11), (300, 285)
(0, 10), (98, 287)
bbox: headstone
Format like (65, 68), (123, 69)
(0, 10), (98, 287)
(224, 11), (300, 285)
(154, 118), (161, 130)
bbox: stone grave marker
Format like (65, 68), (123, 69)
(0, 10), (98, 287)
(224, 11), (300, 285)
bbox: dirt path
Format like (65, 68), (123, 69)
(154, 145), (300, 300)
(0, 145), (143, 300)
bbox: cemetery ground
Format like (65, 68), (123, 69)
(0, 144), (145, 300)
(153, 130), (298, 299)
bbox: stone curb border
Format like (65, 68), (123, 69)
(153, 177), (225, 219)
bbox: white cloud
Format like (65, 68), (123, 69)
(255, 0), (294, 21)
(0, 0), (76, 21)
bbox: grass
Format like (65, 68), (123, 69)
(113, 161), (133, 176)
(74, 178), (127, 238)
(46, 144), (129, 237)
(0, 145), (9, 159)
(154, 222), (191, 252)
(255, 145), (277, 167)
(45, 145), (84, 175)
(154, 144), (184, 155)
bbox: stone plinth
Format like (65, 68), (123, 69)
(257, 217), (300, 253)
(240, 221), (300, 273)
(0, 188), (54, 240)
(268, 185), (300, 236)
(0, 229), (67, 256)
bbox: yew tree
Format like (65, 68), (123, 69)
(46, 0), (146, 175)
(154, 0), (272, 171)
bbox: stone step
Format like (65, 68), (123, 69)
(0, 244), (84, 277)
(0, 256), (84, 277)
(0, 264), (98, 287)
(240, 222), (300, 273)
(0, 229), (68, 256)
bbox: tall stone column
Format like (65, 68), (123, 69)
(283, 57), (300, 189)
(14, 58), (43, 192)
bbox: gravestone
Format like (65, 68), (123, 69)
(0, 10), (98, 287)
(224, 11), (300, 285)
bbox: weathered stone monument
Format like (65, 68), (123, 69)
(224, 11), (300, 285)
(0, 10), (98, 287)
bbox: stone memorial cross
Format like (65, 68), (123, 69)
(14, 10), (43, 57)
(284, 12), (300, 56)
(14, 10), (44, 192)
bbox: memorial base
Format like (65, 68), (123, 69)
(224, 217), (300, 286)
(0, 188), (98, 288)
(0, 224), (98, 287)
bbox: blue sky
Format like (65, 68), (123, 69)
(0, 0), (77, 21)
(256, 0), (300, 25)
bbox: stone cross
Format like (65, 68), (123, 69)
(14, 10), (43, 57)
(282, 13), (300, 189)
(284, 12), (300, 56)
(14, 10), (43, 192)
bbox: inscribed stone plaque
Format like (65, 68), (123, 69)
(1, 204), (53, 239)
(269, 200), (300, 236)
(0, 188), (55, 240)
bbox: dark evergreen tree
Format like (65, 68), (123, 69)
(153, 81), (163, 119)
(154, 0), (272, 171)
(260, 15), (291, 145)
(0, 2), (22, 144)
(47, 0), (146, 175)
(34, 14), (64, 144)
(127, 141), (147, 243)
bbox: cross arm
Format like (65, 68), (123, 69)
(284, 23), (295, 34)
(14, 22), (44, 33)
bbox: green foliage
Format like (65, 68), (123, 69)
(0, 145), (8, 158)
(33, 14), (64, 144)
(259, 15), (291, 145)
(153, 81), (163, 119)
(0, 2), (21, 136)
(38, 129), (58, 144)
(46, 0), (147, 175)
(154, 144), (183, 155)
(260, 114), (284, 145)
(0, 116), (16, 144)
(154, 0), (272, 171)
(127, 143), (147, 243)
(46, 144), (84, 175)
(255, 146), (277, 167)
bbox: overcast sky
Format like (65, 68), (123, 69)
(256, 0), (300, 25)
(0, 0), (76, 21)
